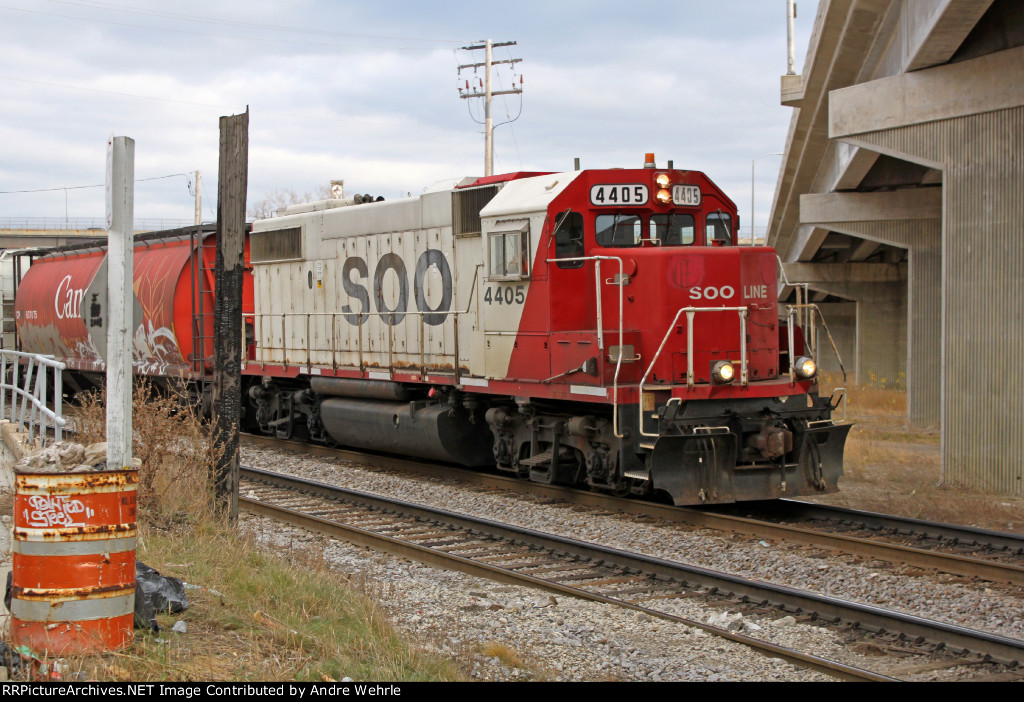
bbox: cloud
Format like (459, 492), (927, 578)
(0, 0), (818, 224)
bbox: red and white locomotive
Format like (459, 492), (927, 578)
(14, 155), (849, 505)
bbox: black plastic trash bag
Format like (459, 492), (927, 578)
(0, 640), (25, 678)
(134, 585), (159, 632)
(134, 561), (188, 631)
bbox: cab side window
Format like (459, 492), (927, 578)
(554, 211), (584, 269)
(488, 223), (530, 279)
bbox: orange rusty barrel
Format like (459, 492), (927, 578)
(10, 469), (138, 654)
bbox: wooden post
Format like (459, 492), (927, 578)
(213, 110), (248, 520)
(106, 136), (134, 471)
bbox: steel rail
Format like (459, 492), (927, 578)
(240, 466), (1024, 673)
(239, 469), (894, 682)
(241, 434), (1024, 586)
(763, 500), (1024, 554)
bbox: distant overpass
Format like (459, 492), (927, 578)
(769, 0), (1023, 495)
(0, 218), (193, 248)
(0, 218), (195, 348)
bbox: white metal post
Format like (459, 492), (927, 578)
(107, 136), (135, 471)
(787, 0), (797, 75)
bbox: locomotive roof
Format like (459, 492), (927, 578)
(479, 171), (580, 219)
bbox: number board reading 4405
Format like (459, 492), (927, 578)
(590, 184), (649, 206)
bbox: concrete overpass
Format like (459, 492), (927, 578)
(769, 0), (1023, 495)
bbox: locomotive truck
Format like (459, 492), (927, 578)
(14, 155), (849, 505)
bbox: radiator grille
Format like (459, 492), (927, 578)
(251, 227), (302, 263)
(453, 185), (500, 237)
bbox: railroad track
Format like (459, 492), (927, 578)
(242, 434), (1024, 587)
(239, 465), (1024, 682)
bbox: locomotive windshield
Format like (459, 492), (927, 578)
(595, 213), (642, 247)
(651, 213), (695, 246)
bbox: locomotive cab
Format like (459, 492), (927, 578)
(477, 160), (849, 504)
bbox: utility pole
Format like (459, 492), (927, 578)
(194, 170), (202, 225)
(458, 39), (522, 176)
(213, 109), (248, 521)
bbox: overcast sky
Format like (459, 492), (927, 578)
(0, 0), (818, 230)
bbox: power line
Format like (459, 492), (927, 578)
(456, 40), (523, 176)
(0, 172), (191, 195)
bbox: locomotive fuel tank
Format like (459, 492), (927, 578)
(318, 397), (494, 466)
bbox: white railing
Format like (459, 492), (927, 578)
(0, 350), (67, 444)
(785, 303), (848, 422)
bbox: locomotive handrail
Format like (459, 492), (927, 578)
(545, 255), (626, 439)
(0, 350), (67, 445)
(785, 303), (848, 422)
(253, 309), (472, 383)
(638, 306), (750, 439)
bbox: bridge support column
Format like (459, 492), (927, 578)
(831, 46), (1024, 493)
(799, 190), (942, 427)
(782, 262), (907, 395)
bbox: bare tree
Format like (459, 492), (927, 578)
(247, 185), (332, 220)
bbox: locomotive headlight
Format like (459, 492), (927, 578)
(655, 172), (672, 188)
(794, 356), (817, 379)
(712, 360), (736, 384)
(656, 188), (672, 204)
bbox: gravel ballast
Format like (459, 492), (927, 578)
(241, 445), (1024, 681)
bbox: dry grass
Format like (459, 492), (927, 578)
(809, 375), (1024, 533)
(11, 382), (465, 683)
(33, 525), (464, 682)
(81, 525), (465, 682)
(70, 382), (218, 527)
(479, 641), (525, 669)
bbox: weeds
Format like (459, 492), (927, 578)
(70, 381), (219, 528)
(25, 380), (464, 683)
(479, 641), (525, 669)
